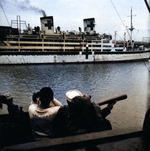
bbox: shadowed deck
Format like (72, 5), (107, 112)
(1, 128), (143, 151)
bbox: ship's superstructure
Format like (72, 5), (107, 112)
(0, 15), (149, 65)
(40, 16), (54, 34)
(83, 18), (95, 35)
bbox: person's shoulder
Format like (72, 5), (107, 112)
(57, 105), (69, 115)
(28, 103), (38, 117)
(28, 103), (38, 111)
(47, 106), (61, 114)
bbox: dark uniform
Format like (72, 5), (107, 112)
(51, 96), (112, 137)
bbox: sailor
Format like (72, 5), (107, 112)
(28, 87), (62, 136)
(51, 90), (116, 137)
(0, 93), (20, 115)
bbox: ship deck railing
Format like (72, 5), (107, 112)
(0, 38), (124, 52)
(1, 128), (143, 151)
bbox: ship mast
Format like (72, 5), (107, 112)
(128, 8), (136, 49)
(128, 8), (134, 43)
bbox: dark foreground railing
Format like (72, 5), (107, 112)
(1, 127), (143, 151)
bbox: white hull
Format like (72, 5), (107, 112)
(0, 52), (150, 64)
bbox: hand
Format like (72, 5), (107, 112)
(0, 93), (13, 106)
(3, 93), (12, 100)
(83, 94), (91, 99)
(32, 91), (40, 103)
(106, 100), (117, 110)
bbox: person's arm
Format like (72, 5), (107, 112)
(0, 93), (20, 115)
(101, 107), (111, 118)
(49, 98), (62, 107)
(101, 101), (116, 118)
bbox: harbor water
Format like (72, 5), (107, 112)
(0, 62), (150, 132)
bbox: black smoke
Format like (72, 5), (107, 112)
(40, 9), (47, 17)
(3, 0), (47, 17)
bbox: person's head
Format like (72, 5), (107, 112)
(65, 89), (91, 106)
(66, 90), (83, 104)
(39, 87), (54, 107)
(66, 90), (91, 115)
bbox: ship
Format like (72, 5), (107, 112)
(0, 14), (150, 64)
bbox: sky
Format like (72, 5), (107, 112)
(0, 0), (150, 41)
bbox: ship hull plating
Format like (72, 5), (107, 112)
(0, 51), (149, 64)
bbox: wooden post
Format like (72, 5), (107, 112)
(63, 33), (65, 52)
(86, 44), (89, 59)
(42, 36), (44, 52)
(18, 35), (20, 52)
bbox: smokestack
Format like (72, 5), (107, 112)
(40, 9), (47, 17)
(40, 16), (54, 34)
(83, 18), (96, 35)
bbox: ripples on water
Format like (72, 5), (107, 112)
(0, 62), (149, 131)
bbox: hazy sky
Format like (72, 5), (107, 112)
(0, 0), (149, 41)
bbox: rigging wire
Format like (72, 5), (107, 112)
(116, 33), (124, 41)
(139, 54), (150, 73)
(0, 2), (10, 26)
(109, 0), (150, 73)
(109, 0), (131, 39)
(133, 21), (147, 40)
(144, 0), (150, 13)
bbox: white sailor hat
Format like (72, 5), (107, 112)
(66, 90), (83, 102)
